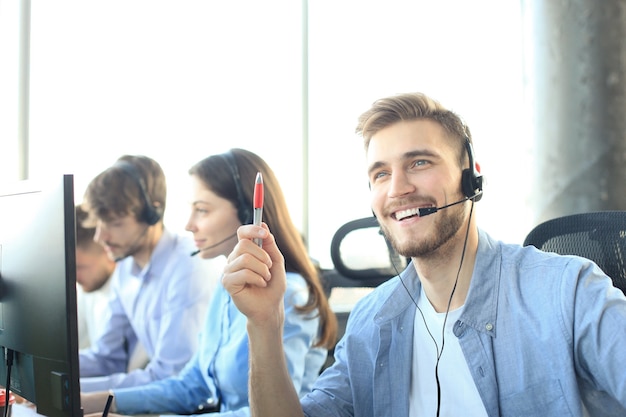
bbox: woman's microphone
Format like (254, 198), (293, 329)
(190, 233), (238, 256)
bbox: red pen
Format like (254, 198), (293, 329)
(253, 172), (264, 247)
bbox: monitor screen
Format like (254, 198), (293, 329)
(0, 175), (82, 417)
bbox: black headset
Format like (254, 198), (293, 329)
(461, 137), (483, 202)
(114, 160), (163, 226)
(222, 151), (253, 224)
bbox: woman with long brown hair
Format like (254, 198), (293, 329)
(82, 148), (336, 416)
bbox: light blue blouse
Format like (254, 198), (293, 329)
(114, 272), (326, 416)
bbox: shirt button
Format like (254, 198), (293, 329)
(485, 323), (493, 331)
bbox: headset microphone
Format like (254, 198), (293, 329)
(190, 232), (238, 256)
(417, 190), (483, 217)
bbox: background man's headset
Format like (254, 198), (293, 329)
(113, 160), (163, 226)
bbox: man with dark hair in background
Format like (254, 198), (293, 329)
(79, 155), (221, 392)
(76, 205), (151, 373)
(75, 204), (116, 349)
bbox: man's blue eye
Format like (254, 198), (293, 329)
(374, 171), (388, 180)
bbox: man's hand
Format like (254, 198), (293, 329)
(81, 391), (116, 415)
(223, 223), (286, 328)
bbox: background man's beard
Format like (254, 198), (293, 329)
(380, 207), (465, 258)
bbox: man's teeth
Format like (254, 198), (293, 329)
(396, 208), (420, 221)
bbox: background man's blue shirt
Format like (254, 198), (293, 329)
(79, 229), (220, 391)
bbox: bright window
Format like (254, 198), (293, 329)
(2, 1), (531, 268)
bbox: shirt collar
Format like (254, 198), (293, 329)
(130, 227), (176, 280)
(459, 229), (501, 337)
(375, 229), (501, 337)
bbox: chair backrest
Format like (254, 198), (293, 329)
(523, 211), (626, 295)
(324, 216), (407, 290)
(320, 216), (407, 371)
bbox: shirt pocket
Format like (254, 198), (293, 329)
(500, 379), (573, 417)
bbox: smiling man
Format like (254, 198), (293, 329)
(222, 92), (626, 417)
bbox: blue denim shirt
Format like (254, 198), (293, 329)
(303, 230), (626, 417)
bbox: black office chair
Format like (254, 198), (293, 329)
(523, 211), (626, 295)
(323, 217), (406, 290)
(320, 216), (408, 371)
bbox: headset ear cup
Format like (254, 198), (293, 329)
(472, 174), (483, 202)
(114, 160), (162, 225)
(461, 169), (483, 201)
(462, 168), (484, 202)
(462, 138), (484, 202)
(144, 205), (163, 226)
(461, 169), (475, 199)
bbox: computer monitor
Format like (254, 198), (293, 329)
(0, 174), (82, 417)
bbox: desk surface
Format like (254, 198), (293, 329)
(12, 403), (161, 417)
(12, 403), (42, 417)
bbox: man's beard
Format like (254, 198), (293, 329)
(379, 205), (465, 259)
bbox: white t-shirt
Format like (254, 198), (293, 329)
(76, 279), (112, 349)
(409, 286), (488, 417)
(76, 277), (151, 372)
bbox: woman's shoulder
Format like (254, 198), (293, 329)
(285, 271), (307, 287)
(284, 272), (309, 304)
